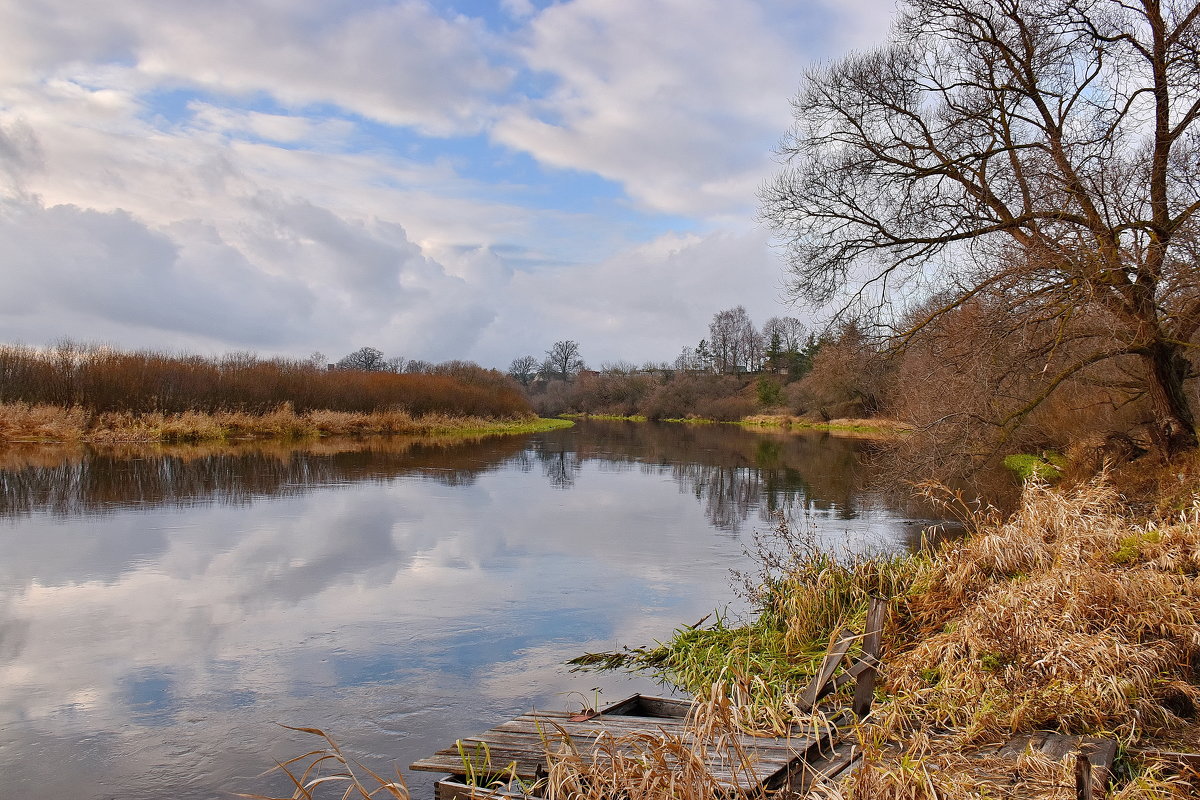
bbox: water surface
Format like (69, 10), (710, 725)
(0, 421), (934, 798)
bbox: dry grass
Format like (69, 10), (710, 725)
(882, 479), (1200, 744)
(241, 725), (409, 800)
(542, 689), (799, 800)
(802, 477), (1200, 799)
(0, 401), (558, 443)
(811, 732), (1194, 800)
(0, 401), (91, 441)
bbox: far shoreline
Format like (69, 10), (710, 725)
(0, 401), (573, 445)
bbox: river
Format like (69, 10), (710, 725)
(0, 420), (937, 798)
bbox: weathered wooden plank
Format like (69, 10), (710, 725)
(1080, 737), (1117, 800)
(414, 731), (807, 785)
(1039, 733), (1080, 761)
(598, 694), (694, 718)
(799, 629), (857, 711)
(487, 715), (823, 757)
(853, 597), (886, 719)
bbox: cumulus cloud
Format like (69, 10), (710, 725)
(0, 0), (898, 364)
(492, 0), (817, 219)
(0, 0), (510, 136)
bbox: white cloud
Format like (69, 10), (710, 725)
(493, 0), (816, 219)
(475, 227), (807, 367)
(0, 0), (510, 136)
(0, 0), (898, 365)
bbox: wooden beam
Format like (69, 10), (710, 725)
(853, 597), (886, 720)
(799, 629), (857, 711)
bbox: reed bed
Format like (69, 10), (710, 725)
(0, 401), (562, 443)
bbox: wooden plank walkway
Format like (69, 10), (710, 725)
(411, 598), (888, 798)
(410, 701), (845, 793)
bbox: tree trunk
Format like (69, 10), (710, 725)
(1143, 342), (1198, 456)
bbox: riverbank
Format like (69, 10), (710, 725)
(562, 411), (911, 436)
(0, 401), (572, 444)
(576, 469), (1200, 797)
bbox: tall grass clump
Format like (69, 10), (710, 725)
(572, 514), (923, 736)
(241, 725), (409, 800)
(882, 479), (1200, 743)
(543, 690), (785, 800)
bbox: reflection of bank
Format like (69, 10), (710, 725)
(532, 420), (877, 533)
(0, 435), (531, 518)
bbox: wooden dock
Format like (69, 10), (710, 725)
(410, 599), (888, 799)
(410, 694), (849, 798)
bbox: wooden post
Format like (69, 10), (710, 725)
(853, 597), (886, 720)
(1075, 752), (1093, 800)
(799, 629), (857, 710)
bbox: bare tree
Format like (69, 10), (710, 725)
(709, 306), (759, 375)
(508, 355), (540, 386)
(336, 346), (387, 372)
(761, 0), (1200, 454)
(543, 340), (585, 381)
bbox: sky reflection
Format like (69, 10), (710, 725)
(0, 422), (931, 799)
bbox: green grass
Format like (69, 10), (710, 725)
(1002, 451), (1065, 481)
(560, 413), (646, 422)
(570, 514), (926, 735)
(430, 417), (574, 436)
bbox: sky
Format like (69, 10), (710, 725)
(0, 0), (896, 370)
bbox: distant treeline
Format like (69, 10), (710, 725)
(0, 342), (530, 418)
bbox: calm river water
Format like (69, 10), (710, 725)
(0, 420), (936, 799)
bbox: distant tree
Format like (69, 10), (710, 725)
(384, 356), (406, 373)
(694, 339), (713, 372)
(508, 355), (540, 386)
(336, 346), (386, 372)
(601, 360), (638, 375)
(306, 351), (328, 370)
(708, 307), (758, 375)
(404, 359), (433, 374)
(763, 317), (813, 377)
(543, 340), (585, 381)
(674, 345), (696, 372)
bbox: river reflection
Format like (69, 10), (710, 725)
(0, 421), (934, 799)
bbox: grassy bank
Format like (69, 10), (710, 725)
(737, 413), (913, 436)
(0, 401), (571, 444)
(570, 475), (1200, 797)
(562, 411), (908, 436)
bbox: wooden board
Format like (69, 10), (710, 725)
(410, 705), (840, 793)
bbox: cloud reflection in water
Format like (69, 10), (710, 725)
(0, 422), (926, 799)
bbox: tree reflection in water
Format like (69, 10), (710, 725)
(0, 421), (911, 533)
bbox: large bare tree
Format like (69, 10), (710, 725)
(543, 340), (586, 381)
(761, 0), (1200, 454)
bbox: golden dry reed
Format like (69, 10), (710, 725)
(0, 401), (558, 443)
(240, 724), (409, 800)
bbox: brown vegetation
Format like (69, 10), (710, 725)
(0, 342), (530, 419)
(0, 401), (542, 443)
